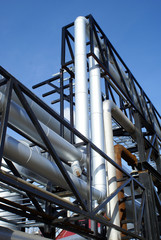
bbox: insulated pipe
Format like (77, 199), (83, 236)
(85, 25), (139, 113)
(0, 85), (71, 142)
(108, 58), (161, 140)
(103, 100), (141, 239)
(0, 92), (85, 175)
(85, 23), (161, 140)
(103, 101), (121, 240)
(14, 141), (85, 185)
(114, 144), (137, 237)
(0, 226), (52, 240)
(3, 134), (104, 202)
(74, 16), (89, 143)
(89, 47), (106, 197)
(104, 100), (136, 137)
(85, 21), (130, 97)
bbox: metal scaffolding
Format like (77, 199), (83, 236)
(0, 15), (160, 239)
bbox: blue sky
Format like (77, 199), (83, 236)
(0, 0), (161, 112)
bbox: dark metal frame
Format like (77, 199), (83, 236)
(0, 66), (152, 239)
(0, 14), (160, 239)
(60, 14), (161, 173)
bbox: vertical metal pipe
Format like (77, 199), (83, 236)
(103, 100), (121, 240)
(74, 16), (89, 143)
(89, 47), (106, 196)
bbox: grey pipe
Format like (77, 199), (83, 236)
(0, 84), (71, 142)
(15, 141), (87, 184)
(4, 134), (104, 202)
(0, 92), (86, 169)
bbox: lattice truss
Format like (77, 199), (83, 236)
(0, 14), (160, 240)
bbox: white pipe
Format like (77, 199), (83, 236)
(89, 47), (106, 197)
(0, 226), (52, 240)
(103, 100), (121, 240)
(74, 16), (89, 143)
(0, 92), (85, 174)
(109, 101), (136, 136)
(102, 100), (145, 239)
(4, 134), (104, 202)
(85, 23), (161, 140)
(85, 25), (135, 104)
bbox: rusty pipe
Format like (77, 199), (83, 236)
(114, 145), (137, 235)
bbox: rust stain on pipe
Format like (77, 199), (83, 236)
(114, 144), (137, 236)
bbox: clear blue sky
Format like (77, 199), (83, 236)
(0, 0), (161, 112)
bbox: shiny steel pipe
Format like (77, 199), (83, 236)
(74, 16), (89, 143)
(4, 134), (104, 202)
(103, 100), (121, 240)
(89, 46), (106, 197)
(103, 100), (140, 240)
(0, 85), (71, 142)
(0, 92), (85, 173)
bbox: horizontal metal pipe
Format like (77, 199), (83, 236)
(15, 142), (86, 183)
(108, 58), (161, 139)
(103, 100), (136, 137)
(3, 134), (104, 202)
(85, 21), (161, 140)
(0, 84), (71, 141)
(0, 92), (86, 169)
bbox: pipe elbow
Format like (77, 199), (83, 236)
(103, 99), (115, 112)
(114, 144), (137, 167)
(71, 160), (82, 177)
(98, 189), (107, 203)
(103, 100), (136, 137)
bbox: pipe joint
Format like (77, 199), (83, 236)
(103, 100), (136, 137)
(103, 99), (115, 112)
(71, 160), (82, 177)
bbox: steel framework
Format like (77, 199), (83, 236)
(0, 15), (160, 239)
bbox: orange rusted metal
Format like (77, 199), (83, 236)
(114, 144), (137, 236)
